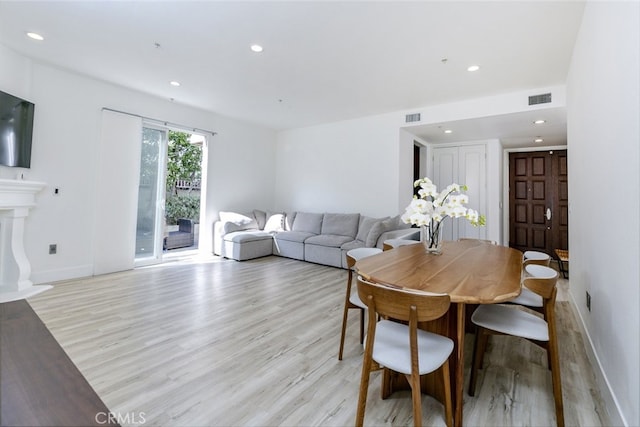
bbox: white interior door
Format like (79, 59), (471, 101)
(432, 144), (486, 241)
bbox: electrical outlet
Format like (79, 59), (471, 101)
(586, 291), (591, 311)
(49, 244), (57, 255)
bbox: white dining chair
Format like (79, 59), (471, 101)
(509, 255), (554, 311)
(338, 247), (382, 360)
(469, 264), (564, 427)
(355, 277), (454, 427)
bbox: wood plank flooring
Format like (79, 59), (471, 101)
(26, 254), (610, 426)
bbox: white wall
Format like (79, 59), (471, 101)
(567, 2), (640, 426)
(0, 43), (277, 282)
(275, 112), (410, 218)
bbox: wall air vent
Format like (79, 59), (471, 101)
(405, 113), (421, 123)
(528, 93), (552, 105)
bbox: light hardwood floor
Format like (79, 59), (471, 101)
(28, 253), (610, 426)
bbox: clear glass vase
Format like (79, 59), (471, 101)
(421, 223), (443, 255)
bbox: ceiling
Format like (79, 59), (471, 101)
(0, 1), (585, 147)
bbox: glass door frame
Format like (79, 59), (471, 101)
(134, 123), (169, 267)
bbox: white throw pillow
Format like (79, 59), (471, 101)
(219, 211), (258, 231)
(264, 212), (285, 232)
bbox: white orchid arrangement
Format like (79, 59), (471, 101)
(401, 177), (486, 251)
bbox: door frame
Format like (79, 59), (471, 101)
(134, 125), (208, 267)
(502, 145), (568, 249)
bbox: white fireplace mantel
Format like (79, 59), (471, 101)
(0, 178), (51, 303)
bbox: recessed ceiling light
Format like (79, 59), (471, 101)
(467, 65), (480, 72)
(535, 138), (544, 143)
(534, 119), (546, 124)
(444, 129), (453, 134)
(26, 32), (44, 41)
(250, 44), (263, 53)
(170, 81), (181, 87)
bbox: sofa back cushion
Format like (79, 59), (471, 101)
(356, 216), (389, 242)
(253, 209), (267, 230)
(365, 215), (405, 247)
(291, 212), (324, 234)
(321, 213), (360, 238)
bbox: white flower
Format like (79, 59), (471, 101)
(417, 178), (438, 198)
(410, 198), (430, 212)
(446, 205), (468, 218)
(431, 209), (444, 222)
(402, 177), (486, 229)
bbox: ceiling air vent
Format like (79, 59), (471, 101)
(528, 93), (552, 105)
(405, 113), (421, 123)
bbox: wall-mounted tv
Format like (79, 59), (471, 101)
(0, 89), (35, 168)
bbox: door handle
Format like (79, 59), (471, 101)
(546, 208), (552, 220)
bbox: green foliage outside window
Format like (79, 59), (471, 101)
(165, 131), (202, 225)
(165, 194), (200, 225)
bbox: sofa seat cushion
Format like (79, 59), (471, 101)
(305, 244), (343, 268)
(305, 234), (353, 248)
(274, 231), (316, 243)
(341, 239), (366, 251)
(223, 230), (273, 243)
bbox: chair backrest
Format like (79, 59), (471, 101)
(521, 265), (559, 301)
(356, 277), (451, 323)
(523, 250), (551, 266)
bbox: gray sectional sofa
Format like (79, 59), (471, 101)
(213, 209), (419, 268)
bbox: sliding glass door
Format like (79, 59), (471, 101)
(135, 126), (168, 265)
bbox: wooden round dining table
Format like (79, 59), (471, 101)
(355, 239), (523, 427)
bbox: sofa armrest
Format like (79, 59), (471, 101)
(375, 228), (420, 249)
(213, 221), (225, 255)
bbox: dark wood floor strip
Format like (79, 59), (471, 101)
(0, 300), (118, 427)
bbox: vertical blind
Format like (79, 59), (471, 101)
(93, 109), (142, 275)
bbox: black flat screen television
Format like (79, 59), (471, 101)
(0, 89), (35, 168)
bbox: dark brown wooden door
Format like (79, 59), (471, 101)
(509, 150), (568, 256)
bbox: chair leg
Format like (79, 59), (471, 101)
(469, 326), (489, 396)
(408, 371), (423, 427)
(338, 301), (351, 361)
(339, 269), (356, 361)
(355, 349), (373, 427)
(547, 320), (565, 426)
(359, 307), (365, 344)
(441, 360), (453, 427)
(380, 367), (393, 400)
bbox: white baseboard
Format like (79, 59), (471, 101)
(31, 264), (93, 285)
(567, 292), (627, 426)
